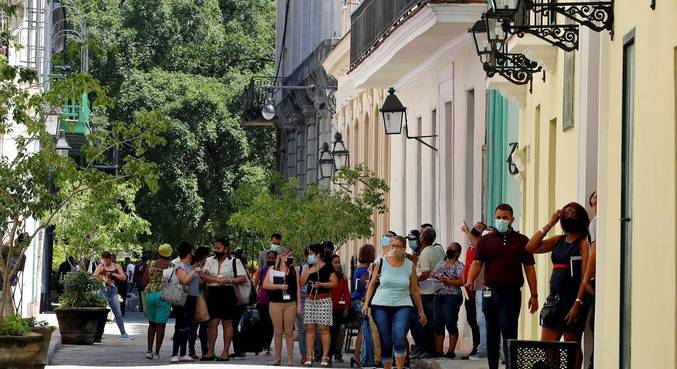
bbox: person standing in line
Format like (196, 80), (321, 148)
(258, 234), (283, 283)
(431, 242), (465, 358)
(169, 241), (202, 363)
(93, 252), (133, 340)
(201, 238), (247, 361)
(583, 191), (597, 369)
(300, 243), (339, 367)
(329, 255), (351, 363)
(363, 236), (427, 369)
(188, 246), (211, 359)
(527, 203), (590, 369)
(142, 244), (173, 359)
(134, 256), (149, 312)
(412, 226), (445, 359)
(263, 246), (301, 366)
(258, 250), (278, 357)
(460, 222), (488, 360)
(466, 204), (539, 369)
(350, 244), (376, 367)
(297, 247), (310, 364)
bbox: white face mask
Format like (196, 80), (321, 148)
(481, 230), (491, 237)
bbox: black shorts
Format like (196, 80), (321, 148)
(206, 286), (238, 321)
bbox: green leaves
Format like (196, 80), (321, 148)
(229, 168), (390, 255)
(59, 269), (108, 308)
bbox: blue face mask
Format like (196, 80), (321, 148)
(271, 244), (280, 253)
(408, 239), (418, 250)
(495, 219), (510, 233)
(382, 236), (390, 247)
(307, 255), (317, 265)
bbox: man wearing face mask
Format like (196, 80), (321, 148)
(258, 234), (282, 286)
(461, 222), (488, 360)
(465, 204), (538, 369)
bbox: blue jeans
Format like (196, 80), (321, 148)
(371, 305), (412, 364)
(99, 286), (126, 335)
(433, 294), (463, 336)
(297, 293), (307, 355)
(475, 290), (488, 356)
(173, 295), (197, 357)
(482, 287), (521, 369)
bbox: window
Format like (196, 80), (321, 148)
(466, 90), (475, 224)
(533, 105), (541, 232)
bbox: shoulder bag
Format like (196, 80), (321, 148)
(232, 258), (255, 306)
(365, 257), (384, 308)
(160, 266), (189, 307)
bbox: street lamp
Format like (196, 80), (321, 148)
(485, 10), (508, 49)
(380, 87), (405, 135)
(488, 0), (523, 18)
(331, 132), (349, 171)
(470, 18), (493, 64)
(54, 129), (71, 157)
(319, 143), (335, 180)
(262, 97), (276, 120)
(379, 88), (438, 151)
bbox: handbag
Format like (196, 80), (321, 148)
(160, 266), (189, 307)
(194, 292), (210, 322)
(539, 294), (561, 326)
(365, 258), (384, 308)
(232, 258), (253, 306)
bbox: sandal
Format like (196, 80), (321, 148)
(303, 359), (313, 367)
(217, 356), (230, 361)
(320, 357), (330, 367)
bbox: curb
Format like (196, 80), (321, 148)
(47, 332), (62, 364)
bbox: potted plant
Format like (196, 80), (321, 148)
(26, 318), (55, 369)
(0, 315), (44, 369)
(54, 270), (108, 345)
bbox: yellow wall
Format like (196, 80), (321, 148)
(596, 2), (677, 369)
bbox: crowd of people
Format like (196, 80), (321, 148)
(85, 195), (598, 369)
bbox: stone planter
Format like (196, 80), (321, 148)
(31, 326), (55, 369)
(0, 332), (44, 369)
(94, 308), (110, 343)
(55, 307), (108, 345)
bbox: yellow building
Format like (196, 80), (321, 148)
(486, 1), (676, 368)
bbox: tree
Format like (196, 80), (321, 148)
(52, 181), (151, 264)
(0, 1), (168, 318)
(62, 0), (277, 244)
(229, 165), (389, 255)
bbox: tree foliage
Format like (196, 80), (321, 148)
(63, 0), (277, 244)
(229, 165), (389, 254)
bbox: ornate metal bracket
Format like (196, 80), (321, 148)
(484, 52), (543, 92)
(529, 1), (614, 35)
(506, 23), (579, 51)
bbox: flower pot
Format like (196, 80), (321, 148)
(55, 307), (108, 345)
(0, 332), (44, 369)
(30, 326), (55, 369)
(94, 308), (110, 343)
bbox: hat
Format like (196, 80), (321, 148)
(158, 243), (172, 258)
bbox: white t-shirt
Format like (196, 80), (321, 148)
(126, 264), (135, 280)
(203, 256), (246, 287)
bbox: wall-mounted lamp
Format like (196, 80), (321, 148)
(54, 129), (71, 157)
(318, 132), (351, 181)
(380, 88), (437, 151)
(261, 84), (338, 121)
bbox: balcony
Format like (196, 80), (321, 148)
(348, 0), (485, 87)
(242, 76), (282, 126)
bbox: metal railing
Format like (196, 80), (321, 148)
(242, 76), (283, 121)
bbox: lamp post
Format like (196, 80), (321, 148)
(319, 143), (335, 180)
(380, 88), (437, 151)
(262, 97), (276, 120)
(54, 129), (71, 157)
(331, 132), (349, 171)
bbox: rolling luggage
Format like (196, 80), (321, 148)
(236, 306), (265, 355)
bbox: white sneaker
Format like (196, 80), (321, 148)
(179, 355), (194, 362)
(153, 353), (161, 360)
(170, 356), (180, 364)
(146, 352), (154, 359)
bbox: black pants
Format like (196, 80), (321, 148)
(482, 287), (521, 369)
(189, 321), (209, 356)
(232, 304), (246, 354)
(465, 295), (480, 349)
(421, 294), (436, 354)
(330, 309), (345, 357)
(257, 303), (274, 349)
(173, 296), (197, 357)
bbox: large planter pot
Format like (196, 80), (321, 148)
(94, 308), (110, 343)
(31, 326), (55, 369)
(55, 307), (108, 345)
(0, 332), (44, 369)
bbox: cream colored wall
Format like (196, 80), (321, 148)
(596, 2), (677, 369)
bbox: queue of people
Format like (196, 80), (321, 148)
(88, 196), (597, 368)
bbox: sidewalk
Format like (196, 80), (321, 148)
(412, 358), (491, 369)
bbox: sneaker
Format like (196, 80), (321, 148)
(146, 352), (154, 360)
(443, 352), (455, 359)
(170, 356), (180, 364)
(120, 333), (134, 340)
(179, 355), (194, 362)
(417, 352), (434, 359)
(153, 353), (161, 360)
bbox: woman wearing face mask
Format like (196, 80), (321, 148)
(431, 242), (465, 358)
(363, 237), (427, 369)
(527, 202), (590, 369)
(329, 255), (351, 363)
(257, 250), (278, 357)
(300, 244), (339, 367)
(263, 246), (301, 366)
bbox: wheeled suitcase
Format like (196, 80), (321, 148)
(235, 306), (266, 355)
